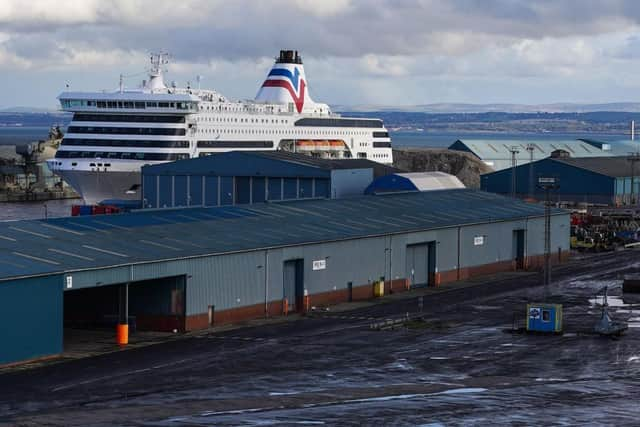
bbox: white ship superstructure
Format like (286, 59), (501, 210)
(48, 50), (393, 204)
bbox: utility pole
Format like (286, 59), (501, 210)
(538, 177), (559, 289)
(526, 144), (535, 199)
(509, 146), (520, 198)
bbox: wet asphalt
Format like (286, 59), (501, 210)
(1, 251), (640, 426)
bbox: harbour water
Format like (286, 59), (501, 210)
(0, 126), (53, 145)
(0, 199), (78, 221)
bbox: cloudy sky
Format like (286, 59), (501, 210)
(1, 0), (640, 109)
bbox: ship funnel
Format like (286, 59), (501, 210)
(255, 50), (316, 113)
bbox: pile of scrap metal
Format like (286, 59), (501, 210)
(570, 212), (639, 252)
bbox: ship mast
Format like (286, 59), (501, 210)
(146, 52), (170, 92)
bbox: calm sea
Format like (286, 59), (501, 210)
(0, 126), (53, 145)
(0, 127), (628, 221)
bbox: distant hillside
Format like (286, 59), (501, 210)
(334, 102), (640, 114)
(0, 107), (59, 113)
(0, 112), (71, 127)
(340, 111), (639, 135)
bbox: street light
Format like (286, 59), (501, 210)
(537, 176), (559, 289)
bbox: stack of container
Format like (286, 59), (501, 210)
(71, 205), (121, 216)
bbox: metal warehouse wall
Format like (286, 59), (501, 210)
(480, 158), (615, 204)
(330, 169), (373, 198)
(62, 213), (569, 323)
(142, 175), (332, 208)
(458, 216), (569, 268)
(0, 275), (63, 365)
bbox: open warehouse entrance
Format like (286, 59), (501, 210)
(64, 275), (186, 334)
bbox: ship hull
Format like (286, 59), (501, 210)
(55, 169), (141, 205)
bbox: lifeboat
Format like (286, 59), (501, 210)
(329, 140), (345, 150)
(295, 140), (316, 151)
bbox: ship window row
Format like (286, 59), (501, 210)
(67, 126), (186, 136)
(61, 99), (197, 110)
(196, 116), (290, 125)
(197, 140), (274, 148)
(372, 131), (389, 138)
(55, 151), (190, 161)
(295, 118), (383, 128)
(72, 114), (185, 123)
(199, 104), (285, 114)
(372, 141), (391, 148)
(197, 128), (383, 138)
(61, 138), (189, 148)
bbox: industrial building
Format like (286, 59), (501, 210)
(365, 172), (465, 194)
(0, 189), (569, 365)
(141, 151), (396, 208)
(449, 138), (640, 171)
(481, 154), (640, 205)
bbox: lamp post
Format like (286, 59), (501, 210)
(509, 146), (520, 198)
(537, 177), (559, 289)
(526, 144), (535, 199)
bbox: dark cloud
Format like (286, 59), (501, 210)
(2, 0), (640, 64)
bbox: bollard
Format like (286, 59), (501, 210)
(116, 324), (129, 346)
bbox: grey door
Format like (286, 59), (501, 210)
(406, 243), (429, 287)
(283, 259), (303, 311)
(513, 230), (525, 269)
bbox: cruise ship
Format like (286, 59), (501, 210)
(48, 50), (393, 204)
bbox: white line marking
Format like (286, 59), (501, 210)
(139, 239), (182, 251)
(8, 226), (51, 239)
(0, 235), (17, 242)
(48, 248), (94, 261)
(82, 245), (128, 257)
(91, 219), (130, 230)
(40, 223), (85, 236)
(12, 251), (60, 265)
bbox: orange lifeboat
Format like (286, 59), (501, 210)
(295, 140), (315, 151)
(329, 140), (345, 149)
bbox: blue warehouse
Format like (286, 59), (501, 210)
(481, 154), (640, 205)
(141, 151), (396, 208)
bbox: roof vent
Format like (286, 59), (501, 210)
(550, 149), (570, 159)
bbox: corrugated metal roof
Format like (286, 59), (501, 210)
(552, 156), (638, 178)
(0, 190), (564, 282)
(580, 139), (640, 156)
(142, 150), (398, 177)
(449, 139), (621, 171)
(397, 172), (465, 191)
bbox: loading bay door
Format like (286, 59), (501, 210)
(63, 275), (186, 333)
(283, 259), (304, 311)
(406, 242), (436, 287)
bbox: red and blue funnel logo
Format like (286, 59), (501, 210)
(261, 67), (306, 113)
